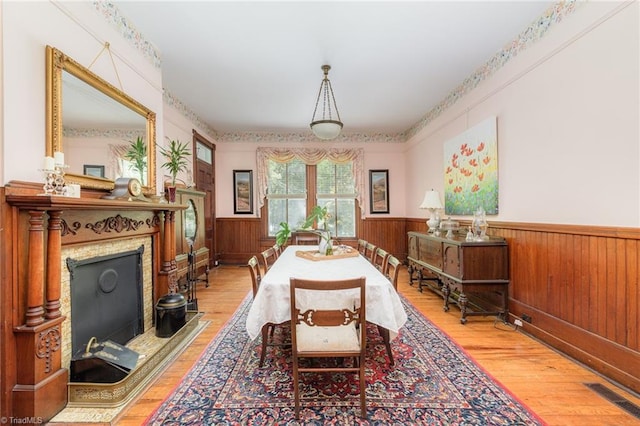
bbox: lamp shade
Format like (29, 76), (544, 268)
(310, 120), (343, 140)
(419, 189), (443, 210)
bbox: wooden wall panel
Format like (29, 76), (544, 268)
(488, 222), (640, 393)
(217, 217), (408, 265)
(216, 217), (262, 264)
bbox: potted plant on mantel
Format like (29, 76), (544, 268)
(159, 138), (191, 203)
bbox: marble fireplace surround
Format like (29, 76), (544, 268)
(5, 189), (186, 422)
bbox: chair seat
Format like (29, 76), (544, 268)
(296, 323), (360, 353)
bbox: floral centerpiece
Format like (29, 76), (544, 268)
(302, 204), (333, 255)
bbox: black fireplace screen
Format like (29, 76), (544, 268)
(66, 246), (144, 357)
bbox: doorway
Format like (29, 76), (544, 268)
(192, 130), (216, 269)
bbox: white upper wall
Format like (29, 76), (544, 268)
(1, 1), (637, 228)
(1, 1), (164, 191)
(405, 1), (639, 227)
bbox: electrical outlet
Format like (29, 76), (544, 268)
(514, 319), (523, 327)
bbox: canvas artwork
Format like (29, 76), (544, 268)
(444, 116), (498, 215)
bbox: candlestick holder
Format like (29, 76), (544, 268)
(54, 165), (69, 195)
(40, 169), (57, 195)
(40, 165), (68, 195)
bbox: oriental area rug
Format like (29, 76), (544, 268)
(144, 294), (544, 425)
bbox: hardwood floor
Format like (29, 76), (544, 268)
(116, 265), (640, 425)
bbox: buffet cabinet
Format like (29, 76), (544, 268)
(407, 231), (509, 324)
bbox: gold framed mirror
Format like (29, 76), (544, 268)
(46, 45), (156, 193)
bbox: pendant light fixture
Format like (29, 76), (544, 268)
(310, 65), (343, 140)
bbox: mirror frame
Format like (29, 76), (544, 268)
(46, 45), (156, 193)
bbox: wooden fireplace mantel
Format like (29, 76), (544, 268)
(4, 184), (186, 422)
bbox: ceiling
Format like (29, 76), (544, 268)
(112, 1), (554, 136)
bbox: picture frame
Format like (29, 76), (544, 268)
(369, 169), (389, 214)
(233, 170), (253, 214)
(83, 164), (105, 178)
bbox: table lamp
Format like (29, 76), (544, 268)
(419, 189), (443, 234)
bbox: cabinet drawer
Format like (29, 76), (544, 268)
(419, 237), (442, 269)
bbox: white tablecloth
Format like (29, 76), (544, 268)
(245, 245), (408, 340)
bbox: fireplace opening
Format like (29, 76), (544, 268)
(66, 246), (145, 358)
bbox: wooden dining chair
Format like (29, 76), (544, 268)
(372, 247), (389, 273)
(385, 255), (401, 291)
(357, 239), (367, 255)
(260, 246), (278, 275)
(293, 230), (320, 245)
(248, 255), (288, 367)
(289, 276), (367, 420)
(272, 243), (282, 258)
(375, 254), (402, 366)
(364, 242), (377, 263)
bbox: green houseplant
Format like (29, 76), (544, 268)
(158, 138), (191, 202)
(123, 136), (147, 183)
(302, 204), (333, 255)
(275, 221), (292, 248)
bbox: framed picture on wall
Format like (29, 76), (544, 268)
(83, 164), (105, 178)
(369, 169), (389, 214)
(233, 170), (253, 214)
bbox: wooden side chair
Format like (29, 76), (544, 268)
(272, 243), (282, 258)
(260, 246), (278, 275)
(289, 276), (367, 420)
(364, 242), (377, 263)
(357, 239), (367, 255)
(293, 230), (320, 245)
(385, 255), (401, 291)
(372, 247), (389, 273)
(248, 255), (288, 367)
(375, 254), (402, 366)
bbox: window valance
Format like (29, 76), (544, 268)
(256, 147), (365, 218)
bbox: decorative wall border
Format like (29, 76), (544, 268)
(99, 1), (579, 143)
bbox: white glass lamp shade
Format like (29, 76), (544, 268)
(419, 190), (443, 234)
(419, 190), (443, 210)
(310, 120), (343, 140)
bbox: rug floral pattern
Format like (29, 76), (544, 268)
(145, 295), (543, 425)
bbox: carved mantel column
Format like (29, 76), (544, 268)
(25, 210), (46, 326)
(46, 210), (62, 319)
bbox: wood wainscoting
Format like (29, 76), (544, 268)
(216, 216), (408, 265)
(407, 218), (640, 395)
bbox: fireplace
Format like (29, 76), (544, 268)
(66, 246), (144, 358)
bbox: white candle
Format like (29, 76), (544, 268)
(44, 156), (55, 171)
(54, 151), (64, 166)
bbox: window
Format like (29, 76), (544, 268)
(267, 159), (356, 238)
(316, 160), (356, 238)
(267, 159), (307, 236)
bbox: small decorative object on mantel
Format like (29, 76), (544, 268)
(102, 177), (150, 201)
(159, 138), (191, 203)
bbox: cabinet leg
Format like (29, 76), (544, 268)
(407, 264), (414, 286)
(458, 292), (468, 324)
(442, 283), (450, 312)
(417, 270), (423, 292)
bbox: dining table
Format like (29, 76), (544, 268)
(245, 244), (408, 341)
